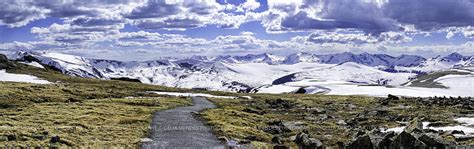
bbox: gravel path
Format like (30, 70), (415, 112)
(141, 97), (224, 148)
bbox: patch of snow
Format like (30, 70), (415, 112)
(19, 61), (44, 69)
(455, 117), (474, 126)
(0, 70), (50, 84)
(147, 91), (236, 99)
(382, 119), (474, 137)
(257, 85), (301, 94)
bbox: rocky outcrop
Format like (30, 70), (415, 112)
(347, 118), (456, 149)
(0, 54), (15, 69)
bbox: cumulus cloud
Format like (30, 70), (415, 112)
(383, 0), (474, 31)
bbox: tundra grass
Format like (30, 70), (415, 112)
(201, 94), (470, 147)
(0, 97), (192, 147)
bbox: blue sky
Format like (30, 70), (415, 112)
(0, 0), (473, 60)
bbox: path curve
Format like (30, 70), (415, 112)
(141, 96), (224, 148)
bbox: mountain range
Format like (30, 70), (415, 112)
(11, 51), (474, 93)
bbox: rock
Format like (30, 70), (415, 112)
(264, 121), (292, 134)
(389, 131), (426, 149)
(404, 118), (423, 133)
(282, 121), (306, 131)
(294, 87), (306, 94)
(347, 135), (373, 149)
(50, 136), (61, 143)
(272, 136), (282, 144)
(445, 130), (465, 135)
(243, 108), (265, 115)
(140, 138), (153, 143)
(244, 135), (258, 141)
(417, 133), (448, 149)
(0, 54), (15, 69)
(0, 136), (7, 142)
(294, 132), (324, 149)
(371, 131), (395, 149)
(336, 120), (347, 126)
(6, 134), (16, 141)
(387, 94), (400, 100)
(239, 139), (251, 144)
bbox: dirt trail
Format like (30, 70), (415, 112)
(141, 96), (224, 148)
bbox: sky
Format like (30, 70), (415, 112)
(0, 0), (473, 61)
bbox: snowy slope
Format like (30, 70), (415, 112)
(276, 62), (415, 86)
(0, 70), (50, 84)
(12, 51), (474, 97)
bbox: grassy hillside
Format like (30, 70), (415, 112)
(201, 94), (472, 147)
(1, 62), (194, 147)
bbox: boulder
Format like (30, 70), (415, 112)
(264, 121), (291, 134)
(347, 135), (373, 149)
(417, 133), (448, 148)
(389, 131), (426, 149)
(294, 132), (324, 149)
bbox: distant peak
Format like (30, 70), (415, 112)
(443, 52), (464, 61)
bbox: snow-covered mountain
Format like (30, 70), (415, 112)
(12, 51), (474, 94)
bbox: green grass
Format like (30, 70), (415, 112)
(0, 97), (192, 147)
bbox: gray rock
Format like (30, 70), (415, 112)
(417, 133), (448, 149)
(0, 54), (15, 69)
(347, 135), (373, 149)
(294, 132), (324, 149)
(389, 131), (426, 149)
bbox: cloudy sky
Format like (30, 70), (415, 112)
(0, 0), (473, 60)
